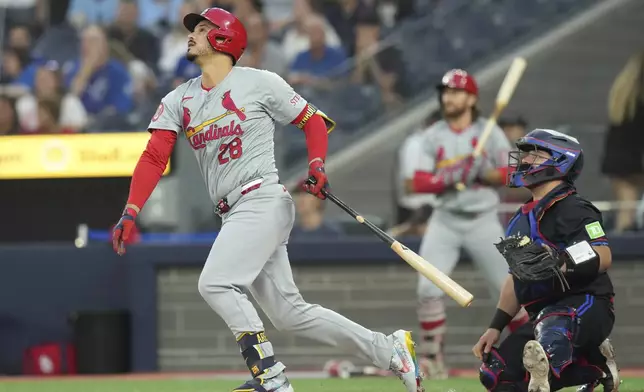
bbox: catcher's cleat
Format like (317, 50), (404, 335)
(419, 356), (448, 380)
(578, 339), (621, 392)
(233, 362), (294, 392)
(389, 330), (425, 392)
(523, 340), (550, 392)
(600, 338), (621, 392)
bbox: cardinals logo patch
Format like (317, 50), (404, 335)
(222, 90), (246, 121)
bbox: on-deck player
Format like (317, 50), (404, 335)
(110, 8), (424, 392)
(472, 129), (619, 392)
(406, 69), (529, 379)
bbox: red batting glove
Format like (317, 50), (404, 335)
(303, 159), (328, 199)
(112, 207), (138, 255)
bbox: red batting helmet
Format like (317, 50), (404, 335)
(183, 8), (247, 64)
(436, 69), (478, 95)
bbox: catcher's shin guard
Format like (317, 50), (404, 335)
(238, 331), (277, 377)
(479, 348), (506, 391)
(533, 305), (577, 377)
(479, 348), (528, 392)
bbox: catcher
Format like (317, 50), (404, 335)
(471, 129), (620, 392)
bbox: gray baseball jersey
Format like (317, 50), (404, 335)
(148, 66), (307, 203)
(415, 117), (513, 309)
(417, 117), (511, 213)
(397, 130), (437, 210)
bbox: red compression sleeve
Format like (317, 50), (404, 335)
(127, 130), (177, 210)
(413, 171), (446, 194)
(292, 104), (328, 162)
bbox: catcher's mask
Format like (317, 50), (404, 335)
(507, 128), (584, 188)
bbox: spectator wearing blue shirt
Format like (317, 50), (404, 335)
(172, 56), (201, 88)
(1, 48), (30, 85)
(7, 25), (48, 92)
(68, 0), (119, 25)
(64, 25), (133, 117)
(11, 57), (48, 92)
(288, 15), (348, 89)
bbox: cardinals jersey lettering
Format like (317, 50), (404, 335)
(417, 117), (511, 213)
(148, 67), (307, 203)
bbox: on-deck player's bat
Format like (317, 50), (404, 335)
(315, 186), (474, 307)
(455, 57), (528, 191)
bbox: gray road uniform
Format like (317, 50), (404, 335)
(411, 117), (513, 369)
(147, 66), (398, 376)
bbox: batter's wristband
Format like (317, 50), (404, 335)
(489, 309), (513, 331)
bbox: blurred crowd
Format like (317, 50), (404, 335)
(1, 0), (643, 239)
(0, 0), (418, 136)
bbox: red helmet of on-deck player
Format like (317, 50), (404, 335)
(436, 69), (479, 96)
(183, 7), (247, 64)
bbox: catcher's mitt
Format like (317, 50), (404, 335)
(494, 235), (569, 290)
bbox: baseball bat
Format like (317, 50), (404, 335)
(455, 57), (528, 191)
(319, 188), (474, 307)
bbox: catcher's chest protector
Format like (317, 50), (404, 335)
(505, 184), (575, 250)
(506, 184), (578, 308)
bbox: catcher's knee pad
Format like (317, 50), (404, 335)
(479, 348), (526, 391)
(534, 305), (577, 377)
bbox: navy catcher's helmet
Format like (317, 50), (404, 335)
(507, 128), (584, 188)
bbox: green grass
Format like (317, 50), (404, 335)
(0, 377), (641, 392)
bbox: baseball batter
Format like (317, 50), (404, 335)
(406, 69), (529, 379)
(110, 8), (424, 392)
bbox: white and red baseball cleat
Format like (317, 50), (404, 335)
(389, 330), (425, 392)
